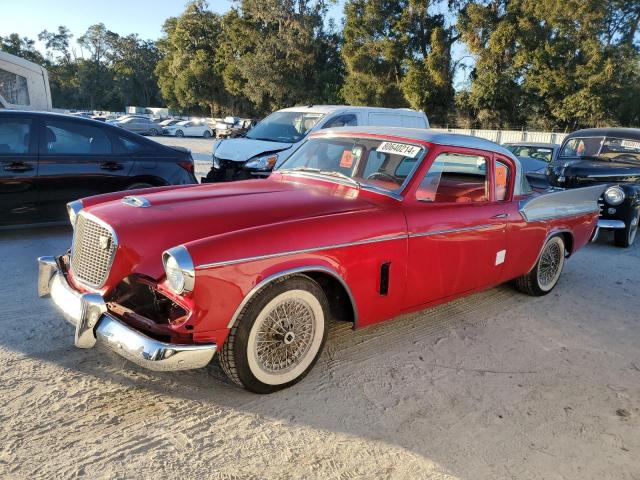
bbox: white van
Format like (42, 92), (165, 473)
(204, 105), (429, 182)
(0, 51), (52, 111)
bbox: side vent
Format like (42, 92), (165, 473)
(379, 262), (391, 296)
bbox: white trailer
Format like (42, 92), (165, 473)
(0, 51), (52, 111)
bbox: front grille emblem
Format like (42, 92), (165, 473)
(99, 235), (112, 251)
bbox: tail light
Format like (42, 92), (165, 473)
(177, 158), (194, 174)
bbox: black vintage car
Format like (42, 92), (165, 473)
(0, 110), (197, 227)
(548, 128), (640, 247)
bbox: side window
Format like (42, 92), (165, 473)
(494, 160), (511, 201)
(416, 152), (488, 203)
(0, 118), (32, 155)
(118, 135), (146, 153)
(0, 68), (30, 106)
(43, 120), (112, 155)
(323, 114), (358, 129)
(363, 151), (385, 177)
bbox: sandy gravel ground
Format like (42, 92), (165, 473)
(0, 222), (639, 479)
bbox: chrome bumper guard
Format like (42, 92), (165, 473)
(598, 219), (626, 229)
(37, 256), (216, 371)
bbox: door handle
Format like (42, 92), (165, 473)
(100, 162), (124, 171)
(490, 213), (509, 219)
(3, 162), (33, 172)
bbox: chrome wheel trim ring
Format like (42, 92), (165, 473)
(247, 289), (324, 385)
(629, 213), (639, 245)
(537, 237), (564, 291)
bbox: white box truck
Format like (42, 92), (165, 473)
(0, 51), (52, 111)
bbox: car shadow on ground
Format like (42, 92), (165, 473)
(2, 226), (639, 478)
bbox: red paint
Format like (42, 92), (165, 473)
(70, 132), (599, 345)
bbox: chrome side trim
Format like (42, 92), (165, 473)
(598, 219), (626, 229)
(519, 185), (607, 222)
(195, 234), (407, 270)
(122, 195), (151, 208)
(226, 265), (358, 329)
(408, 223), (494, 239)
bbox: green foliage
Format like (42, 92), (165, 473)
(457, 0), (640, 129)
(2, 0), (638, 127)
(216, 0), (344, 114)
(156, 1), (227, 115)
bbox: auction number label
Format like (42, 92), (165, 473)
(376, 142), (422, 158)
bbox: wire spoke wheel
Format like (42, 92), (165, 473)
(537, 238), (564, 290)
(254, 298), (316, 374)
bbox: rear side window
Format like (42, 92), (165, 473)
(118, 135), (148, 153)
(416, 153), (488, 203)
(0, 68), (30, 106)
(323, 114), (358, 129)
(0, 117), (32, 155)
(494, 161), (511, 201)
(43, 119), (112, 155)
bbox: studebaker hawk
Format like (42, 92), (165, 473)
(38, 127), (605, 393)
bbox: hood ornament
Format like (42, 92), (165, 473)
(122, 196), (151, 208)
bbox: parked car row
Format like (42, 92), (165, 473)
(504, 129), (640, 247)
(0, 110), (196, 226)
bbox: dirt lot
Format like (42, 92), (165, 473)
(1, 221), (639, 479)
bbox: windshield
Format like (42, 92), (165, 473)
(246, 111), (325, 143)
(560, 136), (640, 163)
(277, 137), (425, 193)
(507, 145), (555, 162)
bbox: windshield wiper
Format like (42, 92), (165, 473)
(280, 167), (360, 187)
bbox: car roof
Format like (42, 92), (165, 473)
(317, 126), (520, 158)
(277, 105), (425, 116)
(312, 126), (525, 195)
(566, 127), (640, 141)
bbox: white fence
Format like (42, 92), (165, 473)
(430, 127), (568, 145)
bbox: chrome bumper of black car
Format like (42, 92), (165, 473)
(37, 256), (216, 371)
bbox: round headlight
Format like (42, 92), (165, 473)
(604, 186), (625, 206)
(162, 246), (195, 294)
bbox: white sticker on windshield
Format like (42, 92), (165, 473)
(376, 141), (421, 158)
(621, 140), (640, 150)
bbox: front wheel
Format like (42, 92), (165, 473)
(149, 128), (159, 136)
(203, 130), (212, 138)
(614, 210), (639, 248)
(515, 235), (566, 296)
(219, 275), (328, 394)
(175, 130), (184, 137)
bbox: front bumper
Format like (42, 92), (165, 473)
(37, 256), (216, 371)
(597, 219), (626, 229)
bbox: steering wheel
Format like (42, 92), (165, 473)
(366, 172), (398, 183)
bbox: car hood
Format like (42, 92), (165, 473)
(559, 159), (640, 183)
(85, 179), (378, 282)
(213, 138), (292, 162)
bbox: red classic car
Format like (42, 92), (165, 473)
(38, 127), (605, 393)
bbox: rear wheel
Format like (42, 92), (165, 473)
(219, 275), (328, 394)
(203, 130), (212, 138)
(149, 128), (159, 136)
(614, 210), (639, 248)
(515, 235), (565, 296)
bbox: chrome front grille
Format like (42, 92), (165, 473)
(70, 214), (117, 288)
